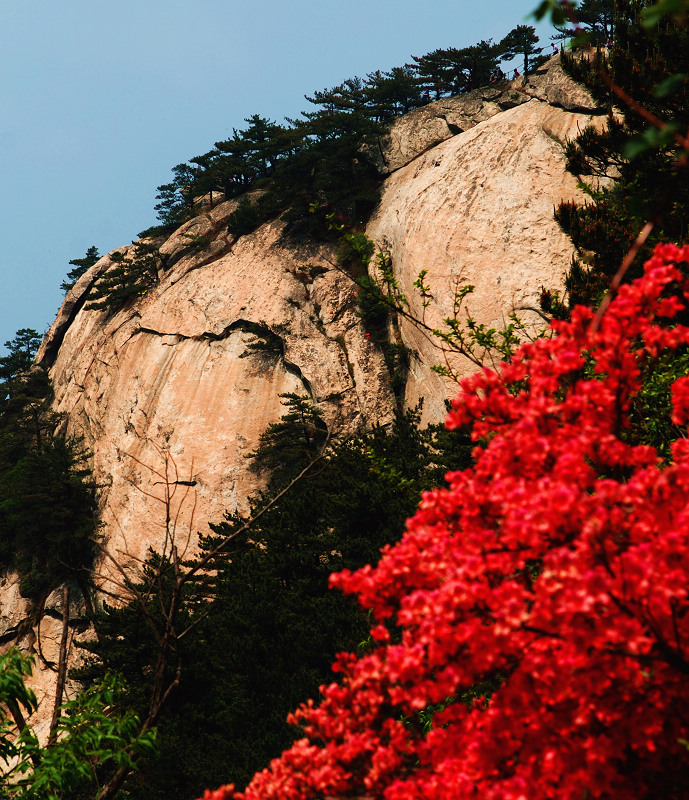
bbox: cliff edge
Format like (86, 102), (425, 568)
(12, 55), (605, 725)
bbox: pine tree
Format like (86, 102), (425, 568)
(553, 0), (615, 44)
(453, 40), (501, 87)
(266, 99), (382, 227)
(60, 245), (100, 293)
(305, 77), (367, 113)
(0, 333), (98, 601)
(411, 49), (462, 98)
(363, 66), (422, 119)
(249, 393), (328, 491)
(241, 114), (285, 176)
(553, 0), (689, 305)
(0, 329), (42, 384)
(154, 163), (201, 228)
(0, 437), (98, 599)
(499, 25), (542, 75)
(0, 329), (51, 454)
(84, 242), (162, 313)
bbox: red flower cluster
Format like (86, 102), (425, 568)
(201, 244), (689, 799)
(197, 786), (235, 800)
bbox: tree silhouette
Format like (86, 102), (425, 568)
(60, 245), (100, 293)
(499, 25), (541, 75)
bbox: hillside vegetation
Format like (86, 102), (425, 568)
(4, 0), (689, 798)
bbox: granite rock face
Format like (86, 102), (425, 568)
(367, 58), (607, 422)
(9, 55), (605, 731)
(371, 54), (603, 175)
(38, 215), (395, 573)
(32, 52), (606, 583)
(34, 55), (606, 557)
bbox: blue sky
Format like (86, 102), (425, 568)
(0, 0), (555, 355)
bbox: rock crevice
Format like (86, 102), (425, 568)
(33, 52), (600, 597)
(370, 54), (605, 176)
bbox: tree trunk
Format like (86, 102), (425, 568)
(47, 584), (70, 747)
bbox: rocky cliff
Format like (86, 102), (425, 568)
(39, 212), (397, 576)
(368, 54), (607, 421)
(37, 56), (606, 559)
(8, 55), (606, 724)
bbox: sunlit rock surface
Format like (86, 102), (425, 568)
(38, 217), (395, 571)
(368, 57), (606, 422)
(9, 54), (606, 732)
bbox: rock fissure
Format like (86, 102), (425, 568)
(134, 319), (318, 401)
(27, 60), (599, 727)
(132, 318), (266, 345)
(438, 114), (463, 136)
(0, 625), (31, 649)
(38, 264), (114, 369)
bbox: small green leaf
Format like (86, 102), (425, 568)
(570, 30), (592, 47)
(642, 0), (688, 27)
(623, 123), (679, 159)
(654, 73), (688, 98)
(531, 0), (568, 25)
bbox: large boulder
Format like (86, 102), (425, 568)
(368, 96), (606, 422)
(371, 53), (604, 175)
(38, 219), (395, 572)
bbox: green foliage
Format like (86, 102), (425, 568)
(0, 366), (55, 468)
(239, 322), (289, 362)
(533, 0), (570, 27)
(336, 230), (375, 275)
(0, 329), (98, 601)
(382, 342), (411, 401)
(577, 0), (616, 42)
(0, 650), (156, 800)
(498, 25), (541, 74)
(537, 1), (689, 469)
(153, 163), (201, 228)
(0, 332), (48, 461)
(411, 40), (502, 96)
(368, 257), (535, 377)
(554, 190), (639, 281)
(249, 394), (328, 491)
(274, 108), (383, 230)
(181, 233), (212, 252)
(209, 115), (288, 197)
(642, 0), (689, 26)
(59, 247), (100, 294)
(136, 222), (178, 240)
(191, 104), (383, 237)
(0, 330), (41, 385)
(562, 115), (628, 178)
(626, 347), (689, 459)
(429, 294), (526, 376)
(0, 437), (98, 599)
(227, 198), (265, 238)
(357, 276), (389, 331)
(75, 550), (193, 713)
(364, 66), (422, 118)
(0, 649), (36, 767)
(409, 49), (462, 98)
(546, 0), (615, 44)
(552, 0), (689, 310)
(538, 285), (570, 320)
(77, 406), (473, 798)
(85, 242), (162, 313)
(327, 223), (536, 379)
